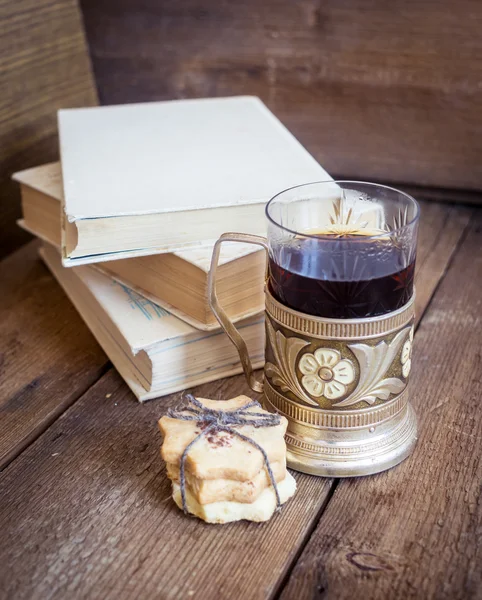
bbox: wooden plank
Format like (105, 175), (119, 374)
(279, 212), (482, 600)
(0, 0), (97, 258)
(81, 0), (482, 194)
(0, 204), (472, 598)
(0, 241), (108, 469)
(414, 201), (471, 324)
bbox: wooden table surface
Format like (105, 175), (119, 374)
(0, 199), (480, 600)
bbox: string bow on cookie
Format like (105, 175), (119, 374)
(166, 394), (282, 513)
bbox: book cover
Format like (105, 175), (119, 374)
(13, 162), (261, 267)
(14, 162), (267, 330)
(58, 96), (332, 264)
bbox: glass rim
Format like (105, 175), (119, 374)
(265, 180), (420, 241)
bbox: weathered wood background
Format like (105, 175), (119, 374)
(81, 0), (482, 192)
(2, 0), (482, 259)
(0, 0), (97, 259)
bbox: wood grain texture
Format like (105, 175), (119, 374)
(0, 241), (108, 469)
(0, 203), (473, 599)
(0, 0), (97, 258)
(81, 0), (482, 195)
(280, 213), (482, 600)
(414, 201), (472, 324)
(0, 372), (334, 600)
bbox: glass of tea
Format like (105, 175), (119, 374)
(209, 181), (420, 478)
(266, 181), (419, 319)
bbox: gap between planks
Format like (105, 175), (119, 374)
(0, 363), (112, 470)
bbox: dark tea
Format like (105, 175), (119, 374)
(268, 233), (415, 319)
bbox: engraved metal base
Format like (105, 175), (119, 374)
(260, 287), (418, 478)
(284, 403), (418, 477)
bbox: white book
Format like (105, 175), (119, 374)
(58, 96), (332, 265)
(14, 162), (265, 330)
(40, 244), (265, 401)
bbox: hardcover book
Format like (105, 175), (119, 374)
(40, 244), (265, 402)
(57, 96), (332, 264)
(14, 162), (266, 330)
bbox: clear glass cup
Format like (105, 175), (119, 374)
(265, 181), (420, 319)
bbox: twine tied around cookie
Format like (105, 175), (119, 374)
(166, 395), (282, 514)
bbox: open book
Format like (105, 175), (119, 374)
(57, 96), (331, 264)
(40, 244), (264, 402)
(14, 162), (265, 330)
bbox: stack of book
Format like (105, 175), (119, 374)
(13, 96), (330, 401)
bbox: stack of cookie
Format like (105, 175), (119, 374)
(158, 395), (296, 523)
